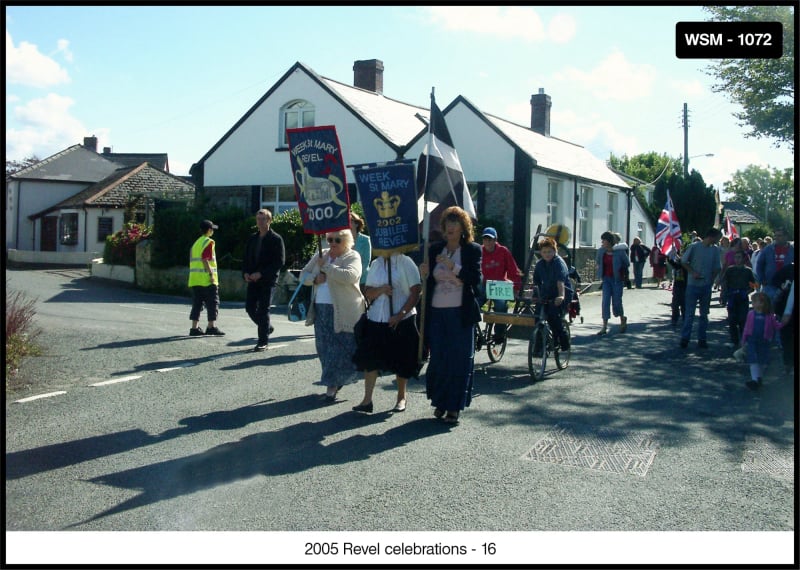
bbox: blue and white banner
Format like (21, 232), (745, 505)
(287, 126), (350, 235)
(353, 161), (419, 257)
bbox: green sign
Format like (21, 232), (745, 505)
(486, 280), (514, 301)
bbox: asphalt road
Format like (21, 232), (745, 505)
(4, 267), (796, 566)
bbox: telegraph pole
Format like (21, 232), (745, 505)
(683, 103), (689, 176)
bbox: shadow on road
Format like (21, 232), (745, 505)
(66, 415), (446, 528)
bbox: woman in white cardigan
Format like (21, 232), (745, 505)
(302, 228), (366, 401)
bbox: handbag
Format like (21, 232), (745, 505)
(287, 273), (311, 322)
(353, 312), (369, 345)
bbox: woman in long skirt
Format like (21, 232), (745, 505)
(419, 206), (482, 424)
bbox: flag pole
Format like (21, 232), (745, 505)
(417, 87), (435, 364)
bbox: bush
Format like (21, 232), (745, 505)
(5, 282), (41, 380)
(104, 222), (153, 266)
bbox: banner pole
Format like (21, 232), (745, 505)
(417, 88), (435, 364)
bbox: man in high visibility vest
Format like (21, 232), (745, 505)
(188, 219), (224, 336)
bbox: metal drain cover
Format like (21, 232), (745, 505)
(741, 436), (794, 480)
(521, 422), (658, 477)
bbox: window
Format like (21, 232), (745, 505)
(637, 222), (645, 243)
(607, 192), (618, 233)
(59, 213), (78, 245)
(261, 185), (298, 215)
(579, 186), (592, 245)
(547, 180), (560, 227)
(98, 217), (114, 242)
(280, 100), (315, 146)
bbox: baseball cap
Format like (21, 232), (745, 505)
(200, 219), (219, 231)
(482, 227), (497, 239)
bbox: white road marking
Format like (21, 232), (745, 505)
(90, 375), (143, 386)
(15, 391), (67, 403)
(155, 363), (196, 372)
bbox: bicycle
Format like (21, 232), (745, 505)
(527, 297), (572, 382)
(475, 298), (510, 363)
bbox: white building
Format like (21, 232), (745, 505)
(190, 59), (655, 274)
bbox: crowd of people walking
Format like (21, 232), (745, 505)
(188, 208), (795, 414)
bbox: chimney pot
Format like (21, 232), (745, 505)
(353, 59), (384, 94)
(530, 90), (551, 136)
(103, 147), (111, 154)
(83, 136), (98, 152)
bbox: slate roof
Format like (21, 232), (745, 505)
(10, 145), (123, 183)
(29, 163), (194, 219)
(193, 61), (630, 190)
(102, 151), (169, 172)
(722, 201), (760, 224)
(320, 75), (429, 148)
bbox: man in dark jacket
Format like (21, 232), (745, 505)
(243, 209), (285, 351)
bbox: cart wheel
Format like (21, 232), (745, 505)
(528, 326), (547, 381)
(487, 324), (507, 362)
(555, 321), (571, 370)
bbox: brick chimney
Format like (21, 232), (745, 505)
(530, 89), (551, 136)
(353, 59), (384, 94)
(83, 135), (98, 152)
(103, 147), (112, 154)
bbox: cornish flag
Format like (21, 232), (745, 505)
(655, 189), (682, 255)
(417, 93), (476, 233)
(724, 213), (739, 239)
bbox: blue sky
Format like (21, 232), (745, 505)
(5, 5), (795, 194)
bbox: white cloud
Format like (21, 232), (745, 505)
(424, 6), (575, 43)
(6, 31), (70, 87)
(554, 50), (656, 101)
(669, 78), (705, 98)
(6, 94), (89, 160)
(547, 13), (576, 44)
(54, 38), (73, 63)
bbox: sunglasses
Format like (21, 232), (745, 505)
(326, 237), (342, 244)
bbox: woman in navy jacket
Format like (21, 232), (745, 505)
(420, 206), (482, 424)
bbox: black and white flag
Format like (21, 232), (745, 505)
(416, 95), (476, 228)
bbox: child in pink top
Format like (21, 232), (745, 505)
(740, 292), (784, 390)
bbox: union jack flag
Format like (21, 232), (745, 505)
(724, 213), (739, 239)
(655, 190), (682, 255)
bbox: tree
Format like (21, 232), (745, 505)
(6, 156), (41, 177)
(703, 6), (795, 150)
(609, 152), (717, 233)
(723, 164), (794, 231)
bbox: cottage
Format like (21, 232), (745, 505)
(6, 136), (192, 262)
(190, 59), (654, 275)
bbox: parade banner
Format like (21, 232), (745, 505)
(286, 126), (350, 235)
(353, 161), (419, 257)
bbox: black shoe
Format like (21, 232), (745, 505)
(189, 327), (204, 336)
(352, 402), (373, 413)
(205, 327), (225, 336)
(745, 379), (761, 391)
(698, 340), (708, 349)
(433, 408), (445, 419)
(443, 412), (460, 424)
(680, 338), (689, 348)
(254, 342), (268, 352)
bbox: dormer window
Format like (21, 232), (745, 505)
(280, 100), (315, 146)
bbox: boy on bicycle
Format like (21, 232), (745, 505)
(533, 237), (573, 351)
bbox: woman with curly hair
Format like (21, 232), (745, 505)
(419, 206), (482, 424)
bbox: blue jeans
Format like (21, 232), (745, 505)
(681, 284), (712, 341)
(632, 261), (646, 288)
(601, 276), (624, 321)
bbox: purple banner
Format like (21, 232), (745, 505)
(287, 126), (350, 235)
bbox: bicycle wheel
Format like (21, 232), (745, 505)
(474, 325), (484, 352)
(486, 323), (507, 362)
(555, 321), (571, 370)
(528, 325), (548, 381)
